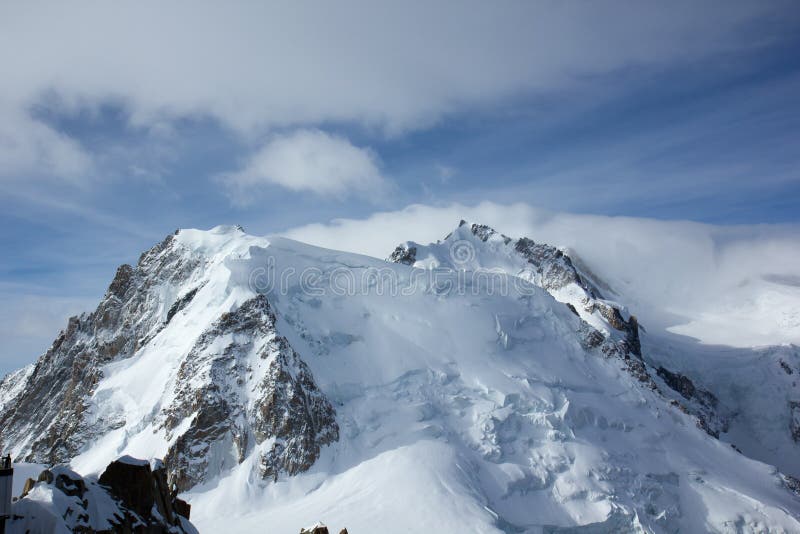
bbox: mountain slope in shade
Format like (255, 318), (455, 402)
(0, 224), (798, 532)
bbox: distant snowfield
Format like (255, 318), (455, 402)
(666, 278), (800, 346)
(286, 202), (800, 347)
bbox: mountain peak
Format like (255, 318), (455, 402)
(442, 220), (506, 244)
(388, 222), (640, 349)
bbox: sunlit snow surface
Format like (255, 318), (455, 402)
(60, 226), (799, 532)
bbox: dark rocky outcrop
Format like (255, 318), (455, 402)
(512, 232), (646, 370)
(470, 223), (501, 242)
(782, 473), (800, 498)
(20, 467), (88, 500)
(388, 244), (417, 265)
(593, 302), (641, 358)
(11, 458), (196, 533)
(98, 456), (191, 530)
(656, 367), (716, 408)
(514, 237), (586, 293)
(253, 332), (339, 481)
(657, 366), (727, 438)
(165, 285), (202, 324)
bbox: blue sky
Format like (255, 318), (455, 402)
(1, 1), (799, 373)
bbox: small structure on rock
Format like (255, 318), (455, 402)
(0, 454), (12, 534)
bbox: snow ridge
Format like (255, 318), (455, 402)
(389, 220), (641, 354)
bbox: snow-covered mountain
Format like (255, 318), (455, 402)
(393, 221), (800, 478)
(1, 222), (799, 533)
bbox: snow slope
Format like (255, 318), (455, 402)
(1, 224), (799, 532)
(643, 332), (800, 479)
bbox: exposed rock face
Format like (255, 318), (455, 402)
(783, 473), (800, 497)
(575, 321), (652, 387)
(11, 458), (196, 533)
(0, 230), (338, 493)
(166, 285), (202, 324)
(253, 332), (339, 481)
(658, 367), (702, 402)
(593, 302), (641, 358)
(20, 467), (89, 500)
(99, 456), (193, 530)
(470, 222), (505, 243)
(0, 233), (199, 464)
(514, 236), (586, 293)
(300, 524), (330, 534)
(101, 458), (157, 518)
(388, 244), (417, 265)
(161, 294), (338, 491)
(657, 366), (728, 438)
(513, 231), (642, 358)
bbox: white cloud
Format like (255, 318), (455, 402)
(284, 202), (800, 347)
(0, 102), (93, 184)
(219, 129), (388, 203)
(0, 2), (791, 136)
(0, 292), (96, 373)
(0, 1), (793, 188)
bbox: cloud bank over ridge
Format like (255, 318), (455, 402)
(286, 202), (800, 347)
